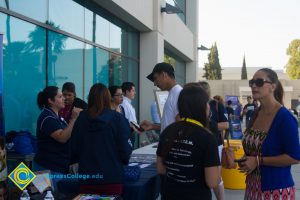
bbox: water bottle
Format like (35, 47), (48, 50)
(20, 189), (30, 200)
(44, 190), (54, 200)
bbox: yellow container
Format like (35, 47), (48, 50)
(221, 139), (246, 189)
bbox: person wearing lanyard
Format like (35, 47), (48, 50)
(156, 85), (220, 200)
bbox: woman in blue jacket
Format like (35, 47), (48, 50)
(71, 83), (132, 195)
(239, 68), (300, 200)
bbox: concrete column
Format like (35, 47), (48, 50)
(139, 31), (164, 121)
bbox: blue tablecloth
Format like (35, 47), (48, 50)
(57, 163), (160, 200)
(123, 163), (160, 200)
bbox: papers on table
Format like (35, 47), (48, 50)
(31, 170), (52, 193)
(128, 162), (150, 169)
(73, 194), (117, 200)
(129, 154), (156, 163)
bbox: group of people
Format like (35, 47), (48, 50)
(33, 62), (300, 200)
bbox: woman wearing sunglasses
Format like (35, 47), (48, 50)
(238, 68), (300, 200)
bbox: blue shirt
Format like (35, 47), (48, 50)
(209, 100), (228, 145)
(34, 108), (70, 173)
(261, 107), (300, 191)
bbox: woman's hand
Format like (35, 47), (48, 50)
(238, 156), (258, 175)
(70, 107), (82, 121)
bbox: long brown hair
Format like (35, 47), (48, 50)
(87, 83), (111, 119)
(259, 68), (284, 105)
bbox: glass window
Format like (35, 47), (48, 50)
(125, 29), (139, 59)
(84, 10), (110, 48)
(49, 0), (84, 38)
(127, 59), (139, 116)
(165, 0), (186, 23)
(0, 0), (47, 22)
(0, 1), (5, 7)
(84, 44), (109, 99)
(108, 53), (124, 86)
(0, 14), (46, 134)
(164, 52), (186, 86)
(47, 31), (84, 99)
(109, 23), (122, 53)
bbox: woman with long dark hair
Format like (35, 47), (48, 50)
(239, 68), (300, 199)
(34, 86), (80, 173)
(156, 85), (221, 200)
(71, 83), (132, 195)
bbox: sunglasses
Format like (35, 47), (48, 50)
(249, 78), (272, 87)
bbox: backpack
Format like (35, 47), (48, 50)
(6, 130), (37, 155)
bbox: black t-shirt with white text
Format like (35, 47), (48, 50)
(156, 121), (220, 200)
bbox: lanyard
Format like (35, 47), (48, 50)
(181, 118), (204, 128)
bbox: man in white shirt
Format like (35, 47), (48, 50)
(121, 82), (137, 124)
(141, 62), (182, 133)
(120, 82), (141, 148)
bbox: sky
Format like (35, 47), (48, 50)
(198, 0), (300, 69)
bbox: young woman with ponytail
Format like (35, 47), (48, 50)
(34, 86), (81, 174)
(238, 68), (300, 200)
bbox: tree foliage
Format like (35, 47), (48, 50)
(286, 39), (300, 79)
(203, 43), (222, 80)
(241, 55), (247, 80)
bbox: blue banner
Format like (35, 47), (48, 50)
(0, 34), (4, 136)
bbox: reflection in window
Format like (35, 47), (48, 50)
(164, 52), (186, 86)
(109, 23), (122, 52)
(84, 44), (109, 98)
(48, 31), (84, 99)
(85, 10), (110, 48)
(109, 53), (123, 86)
(127, 59), (139, 114)
(1, 14), (46, 134)
(165, 0), (186, 23)
(124, 29), (139, 58)
(49, 0), (84, 38)
(0, 0), (47, 22)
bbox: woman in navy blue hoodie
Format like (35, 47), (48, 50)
(71, 83), (132, 195)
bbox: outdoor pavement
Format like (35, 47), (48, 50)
(217, 163), (300, 200)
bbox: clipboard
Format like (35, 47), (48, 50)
(154, 90), (169, 119)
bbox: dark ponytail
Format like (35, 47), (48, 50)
(274, 81), (283, 105)
(37, 86), (59, 110)
(259, 68), (284, 105)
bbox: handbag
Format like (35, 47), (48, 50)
(221, 134), (237, 169)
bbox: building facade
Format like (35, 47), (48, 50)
(0, 0), (199, 134)
(205, 79), (300, 111)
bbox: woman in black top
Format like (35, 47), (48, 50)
(156, 85), (221, 200)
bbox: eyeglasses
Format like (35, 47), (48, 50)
(249, 78), (273, 87)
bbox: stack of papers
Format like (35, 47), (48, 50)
(73, 194), (117, 200)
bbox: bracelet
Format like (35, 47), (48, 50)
(256, 155), (260, 168)
(259, 156), (264, 166)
